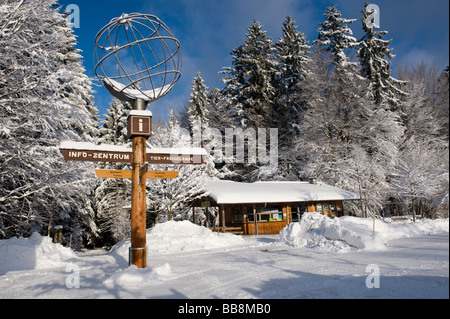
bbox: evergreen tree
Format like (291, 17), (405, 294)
(307, 5), (367, 156)
(314, 5), (358, 67)
(358, 2), (407, 109)
(187, 72), (208, 156)
(266, 17), (312, 180)
(300, 53), (403, 216)
(222, 20), (278, 129)
(205, 88), (235, 131)
(188, 72), (209, 134)
(99, 99), (130, 146)
(274, 16), (311, 138)
(203, 88), (237, 178)
(299, 5), (404, 216)
(311, 5), (367, 152)
(0, 0), (99, 246)
(92, 98), (131, 245)
(276, 17), (311, 92)
(219, 20), (279, 181)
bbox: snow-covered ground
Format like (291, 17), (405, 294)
(0, 214), (448, 299)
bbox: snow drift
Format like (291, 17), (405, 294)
(103, 263), (172, 289)
(111, 220), (245, 258)
(280, 212), (449, 251)
(105, 221), (245, 288)
(0, 232), (77, 273)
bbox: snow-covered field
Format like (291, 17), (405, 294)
(0, 214), (448, 300)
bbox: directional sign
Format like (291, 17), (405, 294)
(95, 169), (132, 178)
(146, 153), (202, 165)
(60, 149), (132, 163)
(146, 171), (179, 179)
(95, 169), (179, 179)
(59, 141), (205, 164)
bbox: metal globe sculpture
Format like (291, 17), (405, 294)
(94, 13), (181, 106)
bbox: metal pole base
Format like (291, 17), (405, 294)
(129, 246), (148, 268)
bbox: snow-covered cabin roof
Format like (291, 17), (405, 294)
(205, 180), (359, 204)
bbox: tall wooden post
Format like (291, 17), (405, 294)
(130, 136), (147, 268)
(129, 99), (151, 268)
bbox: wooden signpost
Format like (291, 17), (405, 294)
(91, 13), (184, 269)
(60, 119), (205, 268)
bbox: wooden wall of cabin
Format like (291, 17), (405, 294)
(243, 220), (287, 235)
(215, 200), (346, 235)
(227, 203), (289, 235)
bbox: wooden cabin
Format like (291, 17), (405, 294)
(195, 180), (359, 235)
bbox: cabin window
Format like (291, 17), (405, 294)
(312, 201), (341, 217)
(291, 203), (307, 222)
(233, 206), (242, 222)
(315, 202), (337, 212)
(246, 205), (283, 222)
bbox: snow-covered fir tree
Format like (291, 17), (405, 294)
(269, 17), (312, 180)
(298, 5), (404, 216)
(205, 87), (236, 131)
(314, 5), (358, 67)
(203, 88), (237, 180)
(221, 20), (278, 129)
(303, 5), (368, 170)
(92, 99), (132, 245)
(188, 72), (209, 133)
(219, 20), (280, 181)
(99, 99), (130, 146)
(275, 16), (311, 120)
(358, 2), (407, 110)
(0, 0), (99, 246)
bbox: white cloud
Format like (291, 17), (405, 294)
(397, 47), (446, 69)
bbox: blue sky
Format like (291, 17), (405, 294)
(57, 0), (449, 122)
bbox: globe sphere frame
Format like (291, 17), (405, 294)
(94, 13), (182, 107)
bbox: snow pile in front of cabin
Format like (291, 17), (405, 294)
(111, 220), (245, 258)
(0, 232), (77, 273)
(280, 212), (449, 252)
